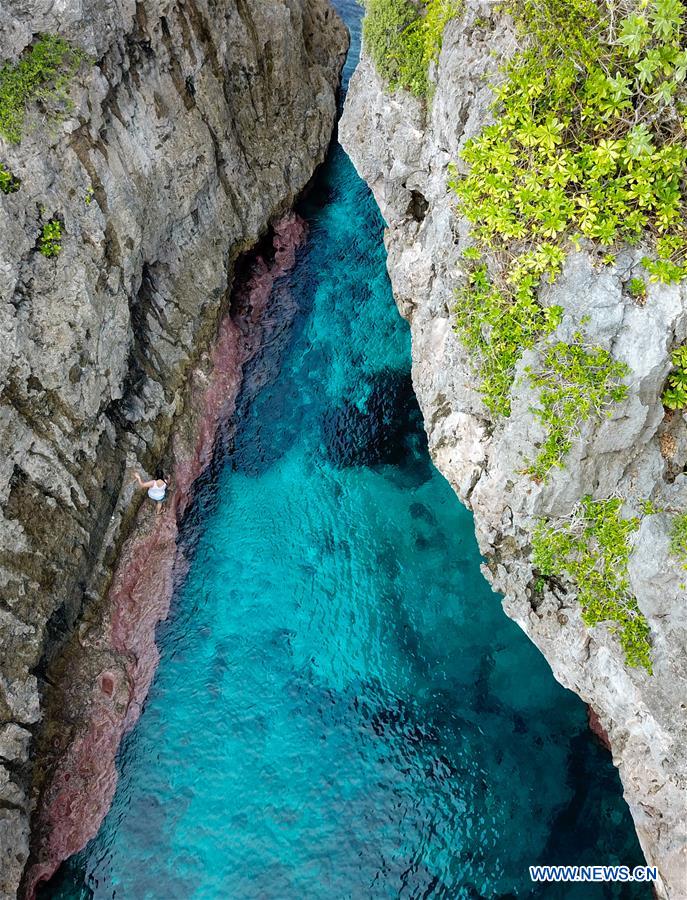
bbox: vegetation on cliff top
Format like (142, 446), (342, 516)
(451, 0), (687, 475)
(362, 0), (461, 96)
(454, 0), (687, 275)
(0, 34), (86, 143)
(533, 497), (653, 672)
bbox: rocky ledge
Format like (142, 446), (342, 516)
(0, 2), (347, 896)
(340, 6), (686, 898)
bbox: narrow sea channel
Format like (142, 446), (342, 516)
(45, 3), (647, 896)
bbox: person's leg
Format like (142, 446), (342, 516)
(156, 500), (163, 516)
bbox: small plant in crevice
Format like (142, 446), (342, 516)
(640, 498), (663, 516)
(0, 161), (20, 193)
(0, 34), (87, 143)
(662, 344), (687, 409)
(524, 336), (629, 480)
(628, 276), (647, 301)
(670, 512), (687, 570)
(532, 496), (652, 673)
(362, 0), (462, 97)
(38, 219), (62, 258)
(600, 252), (616, 267)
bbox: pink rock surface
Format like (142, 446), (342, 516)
(25, 214), (307, 897)
(587, 705), (612, 753)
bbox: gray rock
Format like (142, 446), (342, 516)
(629, 514), (687, 625)
(0, 725), (31, 763)
(0, 812), (28, 900)
(341, 5), (687, 897)
(0, 1), (348, 895)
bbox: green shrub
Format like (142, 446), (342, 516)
(532, 496), (652, 672)
(0, 34), (85, 143)
(628, 277), (647, 300)
(422, 0), (461, 65)
(452, 0), (687, 274)
(450, 0), (687, 434)
(0, 161), (20, 193)
(454, 255), (563, 416)
(363, 0), (461, 97)
(525, 336), (629, 480)
(39, 219), (62, 257)
(662, 344), (687, 409)
(640, 498), (662, 516)
(670, 513), (687, 566)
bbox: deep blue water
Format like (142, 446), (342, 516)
(45, 3), (648, 897)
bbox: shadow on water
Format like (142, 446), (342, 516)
(41, 2), (650, 898)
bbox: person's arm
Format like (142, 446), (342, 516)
(133, 472), (155, 489)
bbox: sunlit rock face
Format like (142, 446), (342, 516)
(0, 3), (347, 896)
(340, 7), (687, 898)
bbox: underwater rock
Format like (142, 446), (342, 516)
(322, 370), (421, 468)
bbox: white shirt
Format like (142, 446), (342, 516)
(148, 481), (167, 501)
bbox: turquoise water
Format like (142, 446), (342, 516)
(45, 4), (648, 897)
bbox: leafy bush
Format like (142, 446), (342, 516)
(363, 0), (461, 96)
(450, 0), (686, 469)
(455, 255), (563, 416)
(0, 161), (20, 193)
(452, 0), (687, 277)
(532, 496), (652, 672)
(525, 337), (629, 480)
(662, 344), (687, 408)
(0, 34), (85, 143)
(39, 219), (62, 257)
(422, 0), (461, 65)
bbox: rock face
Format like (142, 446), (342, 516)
(0, 2), (347, 896)
(340, 7), (687, 898)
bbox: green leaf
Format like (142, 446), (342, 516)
(650, 0), (683, 39)
(618, 14), (650, 56)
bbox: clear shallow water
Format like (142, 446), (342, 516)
(45, 4), (648, 897)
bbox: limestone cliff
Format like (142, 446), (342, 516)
(0, 2), (347, 896)
(340, 6), (687, 898)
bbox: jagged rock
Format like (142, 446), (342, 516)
(0, 2), (348, 896)
(340, 5), (687, 897)
(629, 513), (687, 626)
(0, 725), (31, 764)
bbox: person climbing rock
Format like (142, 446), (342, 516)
(133, 469), (168, 515)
